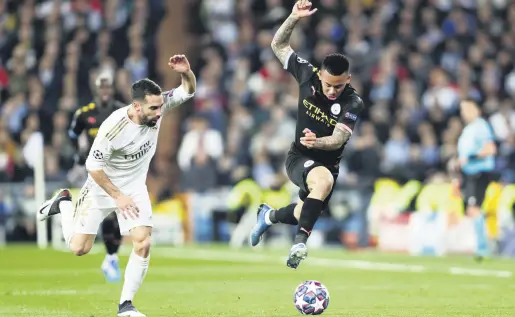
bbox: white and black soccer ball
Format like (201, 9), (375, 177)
(293, 280), (330, 315)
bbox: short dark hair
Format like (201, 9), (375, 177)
(461, 98), (479, 105)
(321, 54), (350, 76)
(131, 78), (162, 101)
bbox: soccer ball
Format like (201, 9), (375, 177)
(293, 280), (330, 315)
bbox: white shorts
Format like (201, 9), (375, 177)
(73, 186), (153, 236)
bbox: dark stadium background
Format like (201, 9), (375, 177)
(0, 0), (514, 252)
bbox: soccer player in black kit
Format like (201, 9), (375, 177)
(68, 72), (126, 281)
(249, 0), (364, 269)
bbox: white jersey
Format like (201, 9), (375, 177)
(84, 85), (194, 204)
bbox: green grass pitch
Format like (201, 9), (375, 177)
(0, 244), (514, 316)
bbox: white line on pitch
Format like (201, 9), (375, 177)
(8, 289), (108, 296)
(152, 248), (513, 278)
(45, 246), (515, 279)
(449, 267), (513, 278)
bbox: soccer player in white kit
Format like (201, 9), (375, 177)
(37, 55), (196, 317)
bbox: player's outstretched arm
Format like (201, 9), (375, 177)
(163, 55), (196, 111)
(168, 55), (196, 94)
(271, 0), (317, 66)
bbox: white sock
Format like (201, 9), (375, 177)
(120, 250), (150, 304)
(106, 253), (119, 262)
(59, 201), (74, 247)
(264, 210), (273, 225)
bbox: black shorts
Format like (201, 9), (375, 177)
(461, 172), (492, 207)
(285, 145), (339, 206)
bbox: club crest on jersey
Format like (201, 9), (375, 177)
(331, 103), (341, 116)
(304, 160), (314, 168)
(344, 112), (358, 121)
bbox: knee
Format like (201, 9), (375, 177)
(70, 244), (91, 256)
(312, 177), (334, 196)
(307, 167), (334, 198)
(133, 235), (152, 257)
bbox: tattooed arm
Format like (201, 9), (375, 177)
(314, 96), (364, 150)
(312, 124), (352, 150)
(271, 15), (299, 66)
(271, 1), (317, 66)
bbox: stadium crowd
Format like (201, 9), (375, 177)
(1, 0), (515, 244)
(0, 0), (165, 240)
(181, 0), (515, 194)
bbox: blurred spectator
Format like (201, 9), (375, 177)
(345, 122), (382, 189)
(490, 100), (515, 142)
(180, 0), (515, 197)
(178, 115), (224, 192)
(383, 125), (410, 174)
(0, 0), (162, 179)
(0, 0), (165, 241)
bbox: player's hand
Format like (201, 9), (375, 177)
(115, 194), (139, 220)
(300, 128), (317, 148)
(291, 0), (317, 19)
(168, 55), (191, 73)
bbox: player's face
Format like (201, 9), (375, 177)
(140, 94), (164, 127)
(319, 70), (350, 101)
(459, 101), (478, 123)
(98, 84), (113, 102)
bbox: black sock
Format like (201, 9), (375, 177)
(294, 198), (324, 244)
(270, 203), (298, 225)
(104, 236), (120, 255)
(102, 216), (121, 255)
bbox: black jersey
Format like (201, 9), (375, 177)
(285, 51), (364, 166)
(68, 100), (125, 163)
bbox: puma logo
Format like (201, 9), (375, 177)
(300, 227), (311, 236)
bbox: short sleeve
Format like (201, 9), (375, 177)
(338, 96), (364, 133)
(68, 109), (85, 139)
(284, 51), (317, 84)
(162, 85), (195, 112)
(85, 122), (114, 171)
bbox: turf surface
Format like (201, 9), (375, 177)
(0, 245), (514, 316)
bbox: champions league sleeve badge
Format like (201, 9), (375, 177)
(344, 111), (358, 121)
